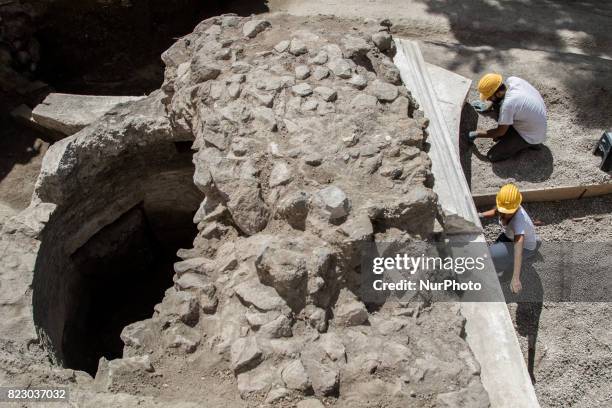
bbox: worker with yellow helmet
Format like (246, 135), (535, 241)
(466, 73), (547, 162)
(479, 184), (541, 293)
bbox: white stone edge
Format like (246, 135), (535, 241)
(393, 38), (540, 408)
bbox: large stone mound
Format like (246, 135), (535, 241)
(0, 13), (489, 407)
(131, 13), (487, 406)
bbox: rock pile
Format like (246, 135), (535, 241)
(111, 13), (487, 406)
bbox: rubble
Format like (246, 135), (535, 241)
(292, 83), (313, 96)
(231, 337), (263, 373)
(369, 79), (399, 102)
(94, 355), (154, 391)
(289, 38), (308, 55)
(242, 19), (271, 38)
(371, 31), (392, 52)
(154, 14), (485, 404)
(316, 186), (350, 220)
(281, 359), (311, 391)
(295, 65), (311, 80)
(333, 289), (369, 327)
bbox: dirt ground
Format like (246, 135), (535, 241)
(0, 118), (49, 225)
(482, 195), (612, 408)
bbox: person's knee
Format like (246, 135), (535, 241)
(487, 149), (508, 162)
(490, 243), (514, 272)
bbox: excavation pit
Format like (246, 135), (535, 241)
(29, 113), (202, 376)
(63, 202), (196, 376)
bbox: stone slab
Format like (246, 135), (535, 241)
(394, 39), (540, 408)
(31, 93), (145, 136)
(426, 62), (472, 145)
(394, 39), (479, 233)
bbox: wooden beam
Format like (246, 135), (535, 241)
(472, 183), (612, 207)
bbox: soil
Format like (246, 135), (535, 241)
(481, 195), (612, 408)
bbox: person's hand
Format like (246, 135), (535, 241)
(471, 100), (490, 113)
(463, 130), (479, 144)
(511, 276), (522, 294)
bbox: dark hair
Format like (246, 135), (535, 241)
(496, 83), (506, 94)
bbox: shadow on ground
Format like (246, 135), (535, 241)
(500, 262), (544, 384)
(0, 118), (40, 181)
(32, 0), (270, 95)
(459, 103), (555, 186)
(416, 0), (612, 56)
(0, 116), (49, 208)
(416, 0), (612, 127)
(489, 146), (554, 182)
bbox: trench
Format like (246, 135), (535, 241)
(18, 0), (270, 95)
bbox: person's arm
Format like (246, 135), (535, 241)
(511, 234), (524, 293)
(478, 207), (497, 218)
(471, 124), (509, 140)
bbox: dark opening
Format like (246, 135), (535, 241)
(62, 199), (198, 376)
(27, 0), (269, 95)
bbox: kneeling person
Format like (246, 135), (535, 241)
(479, 183), (540, 293)
(468, 73), (547, 162)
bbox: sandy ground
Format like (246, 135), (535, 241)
(482, 195), (612, 408)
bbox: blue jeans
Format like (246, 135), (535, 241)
(490, 233), (538, 274)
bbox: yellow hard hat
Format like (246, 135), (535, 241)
(496, 183), (522, 214)
(478, 73), (503, 100)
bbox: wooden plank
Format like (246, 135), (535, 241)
(473, 183), (612, 207)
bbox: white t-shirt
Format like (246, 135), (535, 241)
(498, 77), (547, 144)
(499, 206), (540, 251)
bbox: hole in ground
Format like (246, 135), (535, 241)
(32, 142), (202, 376)
(63, 202), (197, 376)
(30, 0), (270, 95)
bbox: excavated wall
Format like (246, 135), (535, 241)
(1, 13), (491, 407)
(7, 92), (203, 373)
